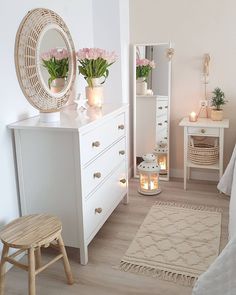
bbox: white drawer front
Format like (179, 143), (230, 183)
(80, 113), (125, 165)
(84, 161), (127, 241)
(156, 114), (168, 127)
(187, 127), (219, 136)
(157, 101), (168, 117)
(82, 137), (126, 197)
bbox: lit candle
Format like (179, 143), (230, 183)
(143, 182), (148, 190)
(189, 112), (197, 122)
(150, 181), (155, 190)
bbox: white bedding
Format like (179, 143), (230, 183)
(192, 144), (236, 295)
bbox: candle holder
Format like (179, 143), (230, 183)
(137, 154), (161, 195)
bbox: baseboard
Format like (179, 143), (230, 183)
(170, 168), (219, 182)
(129, 165), (218, 182)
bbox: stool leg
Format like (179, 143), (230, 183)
(35, 247), (41, 270)
(57, 235), (74, 285)
(28, 248), (36, 295)
(0, 244), (9, 295)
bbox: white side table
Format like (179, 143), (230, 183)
(179, 117), (229, 190)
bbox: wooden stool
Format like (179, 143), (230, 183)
(0, 214), (74, 295)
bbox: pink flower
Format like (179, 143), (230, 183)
(41, 48), (69, 61)
(41, 52), (51, 61)
(76, 48), (118, 63)
(136, 58), (155, 68)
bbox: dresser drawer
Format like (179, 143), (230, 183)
(82, 137), (126, 197)
(80, 113), (125, 165)
(156, 100), (168, 117)
(156, 114), (168, 127)
(187, 127), (219, 136)
(84, 161), (127, 241)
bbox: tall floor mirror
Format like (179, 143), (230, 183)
(133, 43), (173, 181)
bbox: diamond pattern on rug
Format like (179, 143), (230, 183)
(120, 202), (222, 286)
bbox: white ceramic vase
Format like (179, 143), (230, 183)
(86, 78), (104, 107)
(50, 78), (65, 93)
(39, 111), (60, 123)
(136, 78), (147, 95)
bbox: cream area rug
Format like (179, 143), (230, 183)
(120, 201), (222, 286)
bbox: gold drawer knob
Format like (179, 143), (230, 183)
(95, 207), (102, 214)
(119, 150), (125, 155)
(93, 172), (102, 178)
(118, 124), (125, 130)
(201, 129), (206, 134)
(158, 123), (162, 126)
(92, 141), (100, 147)
(120, 178), (126, 184)
(158, 106), (163, 110)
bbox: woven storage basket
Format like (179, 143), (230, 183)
(189, 138), (219, 165)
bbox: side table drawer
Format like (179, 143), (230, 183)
(187, 127), (219, 136)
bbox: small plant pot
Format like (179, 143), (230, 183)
(211, 109), (223, 121)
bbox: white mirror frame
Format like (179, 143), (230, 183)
(15, 8), (76, 113)
(133, 42), (172, 181)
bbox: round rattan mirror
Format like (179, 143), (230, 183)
(15, 8), (76, 119)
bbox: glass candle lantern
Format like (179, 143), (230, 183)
(156, 153), (168, 175)
(137, 154), (161, 195)
(154, 146), (168, 176)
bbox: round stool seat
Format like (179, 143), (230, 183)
(0, 214), (62, 249)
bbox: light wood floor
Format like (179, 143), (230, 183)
(4, 178), (229, 295)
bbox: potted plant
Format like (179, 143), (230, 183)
(41, 48), (69, 93)
(77, 48), (117, 107)
(210, 87), (227, 121)
(136, 58), (155, 95)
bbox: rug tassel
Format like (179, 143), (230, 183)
(120, 261), (198, 287)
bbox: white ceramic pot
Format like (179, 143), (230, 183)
(211, 109), (223, 121)
(50, 78), (65, 93)
(136, 78), (147, 95)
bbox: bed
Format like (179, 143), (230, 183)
(192, 144), (236, 295)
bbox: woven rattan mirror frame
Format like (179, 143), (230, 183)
(15, 8), (76, 112)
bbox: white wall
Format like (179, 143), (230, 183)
(0, 0), (94, 250)
(92, 0), (130, 104)
(130, 0), (236, 179)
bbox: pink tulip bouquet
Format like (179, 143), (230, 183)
(41, 48), (69, 87)
(77, 48), (118, 87)
(136, 58), (155, 81)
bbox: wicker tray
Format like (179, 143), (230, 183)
(189, 142), (219, 165)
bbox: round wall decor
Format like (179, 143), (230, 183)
(15, 8), (76, 113)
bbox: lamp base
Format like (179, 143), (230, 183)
(138, 188), (162, 196)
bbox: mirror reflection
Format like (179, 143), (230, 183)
(40, 29), (69, 93)
(134, 44), (171, 180)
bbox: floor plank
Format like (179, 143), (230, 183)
(3, 178), (229, 295)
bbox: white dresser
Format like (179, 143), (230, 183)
(9, 103), (129, 265)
